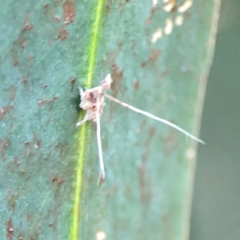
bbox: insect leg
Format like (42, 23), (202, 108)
(75, 113), (89, 128)
(96, 93), (105, 185)
(105, 93), (205, 144)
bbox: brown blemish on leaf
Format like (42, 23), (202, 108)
(106, 186), (118, 198)
(43, 4), (49, 13)
(146, 5), (160, 25)
(131, 40), (136, 53)
(106, 0), (112, 13)
(55, 15), (61, 22)
(149, 49), (161, 62)
(43, 4), (54, 22)
(5, 86), (16, 100)
(63, 0), (75, 24)
(19, 169), (26, 175)
(71, 78), (76, 84)
(0, 105), (14, 120)
(118, 42), (122, 50)
(38, 96), (58, 109)
(14, 156), (21, 166)
(58, 27), (68, 40)
(41, 83), (48, 88)
(48, 40), (54, 46)
(26, 214), (31, 222)
(134, 81), (140, 90)
(10, 22), (32, 67)
(162, 129), (177, 155)
(7, 192), (20, 210)
(38, 99), (48, 106)
(22, 76), (28, 84)
(138, 149), (151, 204)
(111, 63), (123, 96)
(160, 69), (169, 78)
(16, 30), (27, 49)
(22, 149), (34, 160)
(33, 132), (41, 149)
(6, 217), (14, 240)
(49, 221), (57, 229)
(141, 49), (161, 68)
(52, 96), (59, 101)
(24, 21), (32, 31)
(54, 142), (69, 159)
(21, 40), (27, 48)
(48, 172), (66, 232)
(138, 126), (155, 204)
(28, 55), (34, 61)
(139, 119), (147, 129)
(0, 137), (11, 161)
(24, 141), (30, 146)
(51, 177), (63, 187)
(145, 18), (151, 25)
(11, 49), (18, 67)
(22, 141), (31, 158)
(149, 127), (155, 137)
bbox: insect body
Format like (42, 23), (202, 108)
(76, 74), (205, 185)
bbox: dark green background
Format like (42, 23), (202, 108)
(190, 0), (240, 239)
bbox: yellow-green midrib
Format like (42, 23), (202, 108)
(70, 0), (105, 239)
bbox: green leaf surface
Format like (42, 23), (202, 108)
(0, 0), (220, 239)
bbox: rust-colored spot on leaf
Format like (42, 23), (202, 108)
(134, 81), (140, 90)
(51, 177), (63, 187)
(63, 0), (75, 24)
(160, 69), (169, 78)
(55, 15), (61, 22)
(38, 96), (58, 109)
(111, 63), (123, 96)
(11, 50), (18, 67)
(33, 132), (41, 149)
(141, 61), (147, 68)
(149, 49), (161, 62)
(151, 7), (155, 14)
(0, 105), (14, 120)
(5, 86), (16, 100)
(14, 156), (21, 166)
(138, 151), (152, 204)
(38, 99), (48, 106)
(22, 76), (28, 84)
(7, 192), (20, 210)
(106, 186), (118, 198)
(145, 18), (151, 25)
(106, 0), (112, 13)
(0, 137), (11, 161)
(6, 217), (13, 240)
(27, 214), (31, 222)
(24, 141), (30, 146)
(149, 127), (155, 137)
(58, 27), (68, 40)
(24, 21), (32, 31)
(28, 55), (34, 61)
(43, 4), (49, 12)
(162, 129), (177, 155)
(71, 78), (76, 84)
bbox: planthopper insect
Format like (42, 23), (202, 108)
(76, 74), (205, 185)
